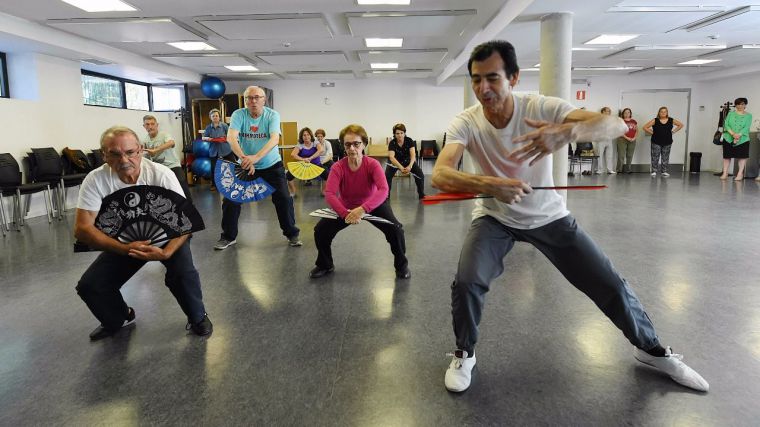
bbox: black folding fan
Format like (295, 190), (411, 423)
(74, 185), (204, 252)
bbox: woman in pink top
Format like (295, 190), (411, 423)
(309, 124), (410, 280)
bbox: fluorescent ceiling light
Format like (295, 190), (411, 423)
(248, 72), (273, 76)
(60, 0), (137, 12)
(365, 38), (403, 48)
(584, 34), (639, 45)
(572, 47), (614, 51)
(678, 59), (721, 65)
(533, 63), (540, 67)
(683, 6), (758, 31)
(371, 63), (399, 69)
(225, 65), (259, 71)
(358, 0), (410, 4)
(522, 68), (539, 72)
(167, 42), (217, 51)
(372, 70), (398, 73)
(573, 66), (641, 71)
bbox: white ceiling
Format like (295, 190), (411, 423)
(0, 0), (759, 84)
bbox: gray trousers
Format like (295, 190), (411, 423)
(452, 215), (660, 355)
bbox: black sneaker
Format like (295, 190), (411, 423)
(309, 266), (334, 278)
(187, 314), (213, 336)
(395, 267), (411, 279)
(89, 307), (136, 341)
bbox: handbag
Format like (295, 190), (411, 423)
(712, 128), (723, 146)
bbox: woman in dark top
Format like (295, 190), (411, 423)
(643, 107), (684, 177)
(385, 123), (425, 199)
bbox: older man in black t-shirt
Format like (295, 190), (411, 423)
(384, 123), (425, 199)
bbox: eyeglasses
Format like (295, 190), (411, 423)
(106, 149), (141, 160)
(245, 95), (265, 101)
(343, 141), (363, 149)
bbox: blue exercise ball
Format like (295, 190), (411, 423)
(192, 140), (211, 158)
(200, 76), (225, 99)
(191, 157), (213, 178)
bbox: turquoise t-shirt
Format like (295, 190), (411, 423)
(229, 106), (281, 169)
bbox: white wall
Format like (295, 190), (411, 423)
(0, 53), (184, 219)
(517, 72), (755, 172)
(225, 78), (463, 146)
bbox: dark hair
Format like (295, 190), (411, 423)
(392, 123), (406, 134)
(467, 40), (519, 78)
(339, 124), (369, 145)
(735, 97), (748, 106)
(620, 108), (632, 118)
(298, 127), (315, 144)
(314, 128), (326, 137)
(600, 106), (611, 114)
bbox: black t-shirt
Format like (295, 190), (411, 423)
(388, 136), (416, 166)
(651, 117), (674, 146)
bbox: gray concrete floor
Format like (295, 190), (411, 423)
(1, 171), (760, 426)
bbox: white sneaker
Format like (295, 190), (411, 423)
(445, 350), (476, 392)
(662, 172), (670, 177)
(634, 346), (709, 392)
(651, 172), (657, 177)
(608, 170), (617, 175)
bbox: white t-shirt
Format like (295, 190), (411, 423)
(319, 140), (333, 164)
(77, 159), (184, 212)
(445, 92), (575, 229)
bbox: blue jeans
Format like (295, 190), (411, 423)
(76, 241), (206, 330)
(452, 215), (660, 355)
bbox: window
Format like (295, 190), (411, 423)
(152, 85), (184, 111)
(1, 52), (9, 98)
(80, 71), (185, 111)
(125, 82), (149, 110)
(82, 73), (123, 108)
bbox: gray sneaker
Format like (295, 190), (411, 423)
(214, 238), (236, 250)
(288, 235), (303, 247)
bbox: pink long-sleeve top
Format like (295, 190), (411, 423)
(325, 156), (388, 218)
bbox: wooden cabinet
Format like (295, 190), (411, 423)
(280, 121), (298, 164)
(191, 99), (224, 139)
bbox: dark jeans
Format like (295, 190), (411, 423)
(385, 162), (425, 197)
(220, 161), (299, 241)
(170, 167), (192, 203)
(314, 201), (407, 271)
(452, 215), (660, 356)
(76, 241), (206, 330)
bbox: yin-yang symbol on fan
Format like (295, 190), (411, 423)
(124, 192), (141, 208)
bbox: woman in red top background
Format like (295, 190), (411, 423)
(616, 108), (637, 174)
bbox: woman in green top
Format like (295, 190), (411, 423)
(720, 97), (752, 181)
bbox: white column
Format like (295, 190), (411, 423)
(461, 76), (478, 172)
(539, 12), (573, 197)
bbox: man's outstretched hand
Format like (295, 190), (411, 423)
(509, 118), (574, 166)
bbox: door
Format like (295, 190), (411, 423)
(620, 90), (691, 172)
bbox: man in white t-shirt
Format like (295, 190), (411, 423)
(74, 126), (212, 341)
(433, 40), (708, 393)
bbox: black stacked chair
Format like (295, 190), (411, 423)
(0, 153), (54, 231)
(28, 148), (88, 219)
(329, 138), (344, 161)
(89, 149), (105, 169)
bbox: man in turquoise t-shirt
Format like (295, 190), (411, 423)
(214, 85), (301, 250)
